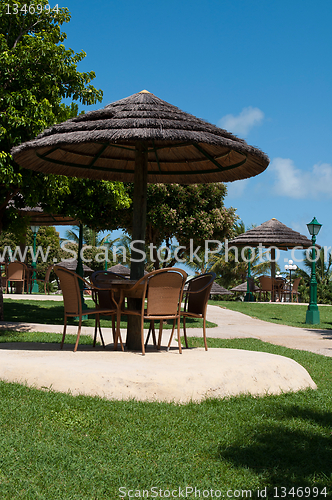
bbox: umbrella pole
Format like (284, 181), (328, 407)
(127, 143), (148, 350)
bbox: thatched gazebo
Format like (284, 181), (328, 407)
(231, 281), (260, 293)
(210, 282), (233, 296)
(16, 205), (79, 226)
(12, 90), (270, 349)
(229, 218), (313, 300)
(108, 263), (130, 276)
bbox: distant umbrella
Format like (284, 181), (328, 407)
(231, 280), (260, 293)
(229, 218), (313, 301)
(229, 218), (312, 250)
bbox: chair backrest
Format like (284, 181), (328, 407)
(7, 262), (26, 280)
(292, 277), (301, 293)
(259, 276), (273, 292)
(186, 272), (216, 315)
(90, 270), (125, 308)
(145, 268), (187, 316)
(54, 266), (81, 316)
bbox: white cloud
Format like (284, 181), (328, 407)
(218, 106), (264, 136)
(270, 158), (332, 199)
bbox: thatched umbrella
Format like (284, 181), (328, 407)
(17, 205), (79, 226)
(229, 218), (313, 301)
(108, 263), (130, 276)
(12, 90), (269, 348)
(210, 282), (233, 296)
(231, 281), (260, 293)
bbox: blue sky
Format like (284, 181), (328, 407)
(56, 0), (332, 272)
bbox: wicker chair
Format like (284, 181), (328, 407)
(5, 262), (27, 293)
(258, 276), (274, 301)
(90, 270), (127, 347)
(177, 272), (216, 351)
(115, 268), (187, 355)
(54, 266), (118, 352)
(281, 277), (301, 303)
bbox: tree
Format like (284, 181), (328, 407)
(115, 183), (237, 269)
(0, 0), (104, 231)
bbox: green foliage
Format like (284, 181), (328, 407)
(116, 183), (237, 268)
(0, 1), (134, 237)
(0, 226), (61, 278)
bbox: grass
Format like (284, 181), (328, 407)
(211, 300), (332, 330)
(3, 298), (217, 330)
(0, 337), (331, 498)
(0, 329), (95, 345)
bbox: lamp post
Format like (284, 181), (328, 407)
(284, 259), (297, 302)
(30, 225), (40, 293)
(104, 238), (109, 271)
(306, 217), (322, 324)
(244, 247), (255, 302)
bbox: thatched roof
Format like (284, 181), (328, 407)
(231, 281), (260, 293)
(108, 263), (130, 275)
(229, 218), (313, 250)
(57, 260), (93, 273)
(12, 90), (269, 184)
(17, 205), (79, 226)
(210, 282), (233, 295)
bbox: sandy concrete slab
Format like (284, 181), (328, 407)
(0, 345), (316, 403)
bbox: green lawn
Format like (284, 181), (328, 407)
(212, 300), (332, 330)
(0, 337), (331, 498)
(3, 298), (217, 330)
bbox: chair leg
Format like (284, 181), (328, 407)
(94, 315), (105, 348)
(61, 316), (67, 349)
(145, 320), (156, 348)
(177, 316), (182, 354)
(74, 316), (82, 352)
(141, 316), (145, 356)
(183, 316), (189, 348)
(93, 316), (98, 347)
(167, 319), (176, 350)
(202, 316), (208, 351)
(157, 320), (163, 350)
(114, 312), (124, 351)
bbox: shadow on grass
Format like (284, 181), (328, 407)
(216, 403), (332, 490)
(3, 300), (215, 329)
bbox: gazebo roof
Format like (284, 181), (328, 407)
(231, 281), (260, 293)
(11, 91), (269, 184)
(229, 218), (313, 250)
(18, 205), (79, 226)
(210, 282), (233, 295)
(108, 263), (130, 275)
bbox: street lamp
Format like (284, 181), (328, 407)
(244, 247), (255, 302)
(306, 217), (322, 324)
(284, 259), (297, 302)
(104, 238), (109, 271)
(30, 225), (40, 293)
